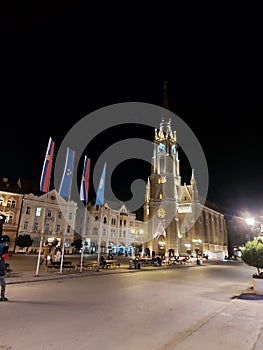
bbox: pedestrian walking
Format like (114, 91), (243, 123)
(0, 251), (9, 301)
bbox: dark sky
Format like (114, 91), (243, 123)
(1, 2), (263, 217)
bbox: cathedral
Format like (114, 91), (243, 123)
(143, 86), (228, 259)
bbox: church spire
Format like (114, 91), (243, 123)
(162, 80), (169, 110)
(161, 80), (169, 122)
(190, 169), (199, 202)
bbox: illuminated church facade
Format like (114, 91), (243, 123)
(143, 90), (228, 259)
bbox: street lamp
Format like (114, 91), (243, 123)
(130, 228), (144, 257)
(245, 216), (263, 235)
(192, 239), (202, 257)
(245, 217), (255, 226)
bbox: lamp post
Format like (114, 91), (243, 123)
(131, 228), (144, 257)
(192, 239), (202, 264)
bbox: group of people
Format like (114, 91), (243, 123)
(99, 254), (114, 268)
(41, 246), (62, 265)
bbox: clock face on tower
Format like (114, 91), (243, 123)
(158, 143), (165, 153)
(157, 207), (166, 218)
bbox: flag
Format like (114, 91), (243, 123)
(95, 162), (106, 205)
(59, 147), (75, 198)
(80, 156), (91, 202)
(40, 137), (55, 193)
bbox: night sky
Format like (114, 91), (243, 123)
(1, 2), (263, 217)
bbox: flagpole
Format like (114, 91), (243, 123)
(58, 200), (70, 275)
(79, 203), (87, 273)
(96, 206), (103, 271)
(79, 156), (90, 273)
(58, 147), (75, 275)
(35, 136), (55, 277)
(95, 162), (106, 271)
(35, 194), (48, 277)
(58, 182), (73, 275)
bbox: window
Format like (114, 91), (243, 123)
(158, 176), (166, 184)
(58, 211), (62, 219)
(36, 208), (41, 217)
(11, 200), (16, 208)
(67, 225), (70, 233)
(26, 206), (31, 215)
(69, 212), (72, 220)
(7, 215), (13, 224)
(56, 225), (61, 232)
(0, 196), (4, 205)
(24, 221), (29, 230)
(92, 227), (98, 235)
(47, 210), (52, 217)
(33, 222), (38, 231)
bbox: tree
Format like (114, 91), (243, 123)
(241, 236), (263, 277)
(15, 234), (33, 252)
(72, 238), (83, 252)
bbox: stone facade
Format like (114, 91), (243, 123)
(143, 118), (228, 259)
(0, 178), (24, 252)
(75, 202), (145, 256)
(18, 189), (77, 253)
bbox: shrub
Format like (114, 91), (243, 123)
(241, 236), (263, 277)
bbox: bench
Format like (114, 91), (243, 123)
(105, 260), (120, 269)
(169, 257), (189, 265)
(46, 261), (75, 272)
(76, 261), (98, 271)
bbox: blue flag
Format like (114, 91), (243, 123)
(95, 162), (106, 205)
(59, 147), (75, 198)
(80, 155), (91, 202)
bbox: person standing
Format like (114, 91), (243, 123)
(54, 248), (62, 262)
(0, 252), (9, 301)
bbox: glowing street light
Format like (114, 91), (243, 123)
(245, 217), (255, 226)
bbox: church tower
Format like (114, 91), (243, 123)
(143, 82), (228, 259)
(144, 81), (184, 256)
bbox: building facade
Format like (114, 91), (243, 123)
(143, 117), (228, 259)
(18, 189), (77, 253)
(0, 178), (24, 252)
(75, 202), (145, 256)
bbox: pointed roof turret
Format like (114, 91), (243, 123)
(190, 169), (199, 201)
